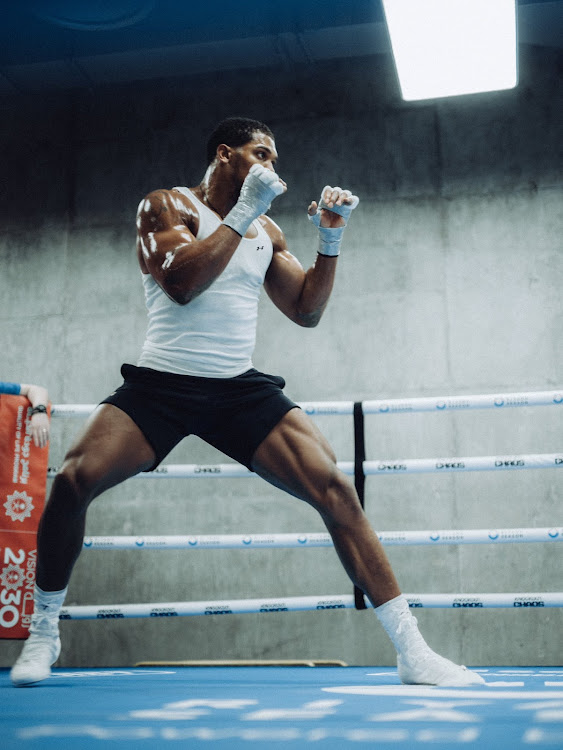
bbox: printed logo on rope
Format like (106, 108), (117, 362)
(453, 598), (483, 608)
(317, 600), (346, 610)
(97, 609), (124, 619)
(150, 609), (178, 617)
(379, 532), (407, 542)
(192, 537), (222, 547)
(497, 396), (529, 406)
(376, 402), (417, 412)
(407, 598), (423, 608)
(87, 538), (114, 548)
(436, 400), (471, 410)
(260, 603), (289, 612)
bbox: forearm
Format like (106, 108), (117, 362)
(160, 226), (241, 305)
(294, 185), (358, 326)
(294, 254), (338, 327)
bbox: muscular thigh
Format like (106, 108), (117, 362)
(61, 403), (156, 494)
(250, 408), (341, 504)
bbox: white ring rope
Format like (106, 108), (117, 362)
(363, 453), (563, 475)
(305, 390), (563, 415)
(47, 453), (563, 479)
(50, 388), (563, 418)
(58, 592), (563, 621)
(82, 527), (563, 550)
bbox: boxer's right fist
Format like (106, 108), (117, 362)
(223, 164), (286, 237)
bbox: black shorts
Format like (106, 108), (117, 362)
(100, 364), (299, 470)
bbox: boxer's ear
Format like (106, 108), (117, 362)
(216, 143), (232, 163)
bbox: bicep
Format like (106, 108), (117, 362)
(137, 191), (197, 295)
(140, 226), (197, 280)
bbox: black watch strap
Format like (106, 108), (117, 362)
(30, 405), (47, 415)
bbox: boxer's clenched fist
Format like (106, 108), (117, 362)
(223, 164), (286, 237)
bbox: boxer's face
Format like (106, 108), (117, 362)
(228, 132), (279, 184)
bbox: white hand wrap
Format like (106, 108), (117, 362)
(308, 214), (345, 257)
(308, 186), (360, 257)
(222, 163), (285, 237)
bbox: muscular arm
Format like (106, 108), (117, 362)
(263, 185), (357, 327)
(136, 189), (242, 305)
(263, 218), (337, 328)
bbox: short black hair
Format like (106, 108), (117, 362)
(206, 117), (274, 165)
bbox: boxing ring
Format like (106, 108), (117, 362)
(48, 388), (562, 621)
(3, 387), (562, 748)
(3, 666), (563, 749)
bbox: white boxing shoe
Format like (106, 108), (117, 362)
(375, 594), (486, 688)
(398, 645), (485, 687)
(11, 610), (61, 687)
(11, 632), (61, 686)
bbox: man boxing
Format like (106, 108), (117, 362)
(11, 117), (484, 688)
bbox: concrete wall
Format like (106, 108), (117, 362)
(1, 44), (561, 668)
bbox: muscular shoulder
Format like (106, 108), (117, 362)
(137, 188), (199, 234)
(258, 214), (287, 253)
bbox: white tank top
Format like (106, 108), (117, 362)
(137, 188), (273, 377)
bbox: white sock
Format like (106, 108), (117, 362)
(31, 584), (67, 636)
(34, 584), (67, 609)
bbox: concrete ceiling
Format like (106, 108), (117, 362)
(1, 0), (562, 95)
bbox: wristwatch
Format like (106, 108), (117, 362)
(30, 405), (47, 415)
